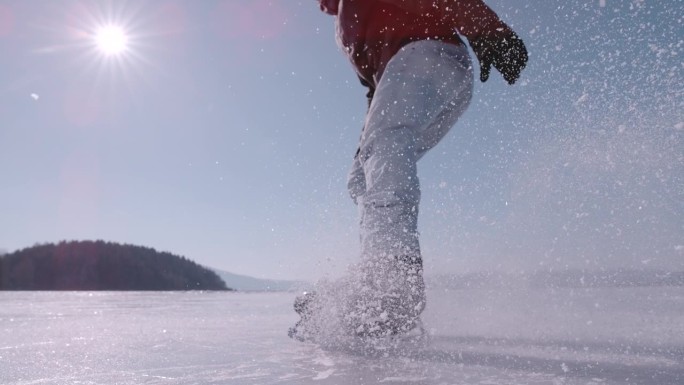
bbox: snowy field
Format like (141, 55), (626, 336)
(1, 288), (683, 385)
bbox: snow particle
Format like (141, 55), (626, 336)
(575, 93), (589, 105)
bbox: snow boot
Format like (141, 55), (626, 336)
(288, 256), (426, 343)
(342, 255), (426, 338)
(288, 290), (319, 341)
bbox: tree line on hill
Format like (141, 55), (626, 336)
(0, 240), (229, 291)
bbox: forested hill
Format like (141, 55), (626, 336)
(0, 241), (228, 291)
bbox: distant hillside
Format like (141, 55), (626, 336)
(213, 269), (306, 292)
(0, 241), (228, 291)
(428, 269), (684, 290)
(529, 269), (684, 288)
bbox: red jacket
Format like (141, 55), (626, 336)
(320, 0), (510, 87)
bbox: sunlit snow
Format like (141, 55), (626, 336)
(1, 289), (682, 384)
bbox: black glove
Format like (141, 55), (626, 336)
(470, 33), (528, 85)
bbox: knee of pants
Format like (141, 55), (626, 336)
(359, 127), (420, 204)
(347, 157), (366, 204)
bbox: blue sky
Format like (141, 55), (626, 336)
(0, 0), (682, 280)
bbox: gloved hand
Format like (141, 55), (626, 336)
(470, 33), (528, 85)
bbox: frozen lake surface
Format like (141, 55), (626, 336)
(1, 287), (683, 384)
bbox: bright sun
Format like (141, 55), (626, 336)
(94, 25), (129, 56)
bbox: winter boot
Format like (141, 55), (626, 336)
(288, 290), (319, 341)
(342, 255), (426, 338)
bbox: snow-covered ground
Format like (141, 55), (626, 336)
(1, 287), (683, 384)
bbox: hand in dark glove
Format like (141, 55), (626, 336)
(470, 33), (528, 85)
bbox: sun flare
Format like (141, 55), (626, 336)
(94, 25), (129, 56)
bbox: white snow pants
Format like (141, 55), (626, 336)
(348, 40), (474, 260)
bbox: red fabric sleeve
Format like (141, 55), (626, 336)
(376, 0), (512, 39)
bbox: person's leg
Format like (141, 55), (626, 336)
(292, 41), (473, 341)
(356, 40), (473, 261)
(345, 40), (473, 335)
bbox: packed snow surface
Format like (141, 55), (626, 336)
(1, 287), (683, 384)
